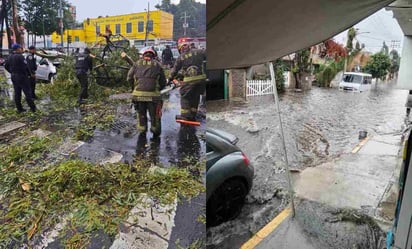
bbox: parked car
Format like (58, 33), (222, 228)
(36, 58), (57, 84)
(206, 128), (254, 227)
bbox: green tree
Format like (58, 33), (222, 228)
(155, 0), (206, 39)
(346, 27), (356, 54)
(364, 52), (391, 83)
(21, 0), (74, 44)
(292, 48), (311, 89)
(273, 59), (286, 93)
(388, 49), (400, 80)
(155, 0), (175, 13)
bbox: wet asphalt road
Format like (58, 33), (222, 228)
(206, 83), (408, 248)
(47, 89), (206, 248)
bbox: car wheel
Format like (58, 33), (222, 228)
(207, 178), (247, 227)
(48, 74), (56, 84)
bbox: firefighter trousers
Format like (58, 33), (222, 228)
(134, 101), (163, 136)
(179, 80), (206, 120)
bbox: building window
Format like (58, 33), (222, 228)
(147, 20), (153, 32)
(138, 21), (144, 33)
(96, 26), (100, 35)
(105, 24), (111, 33)
(126, 23), (132, 33)
(75, 36), (79, 42)
(115, 24), (121, 34)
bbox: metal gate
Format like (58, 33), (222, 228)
(246, 80), (274, 97)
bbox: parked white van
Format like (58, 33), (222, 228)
(338, 72), (372, 92)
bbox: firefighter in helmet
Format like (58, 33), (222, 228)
(170, 41), (206, 121)
(127, 48), (166, 137)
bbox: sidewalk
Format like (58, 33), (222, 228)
(247, 133), (403, 249)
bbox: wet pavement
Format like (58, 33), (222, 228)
(73, 90), (206, 248)
(0, 83), (206, 248)
(206, 83), (408, 248)
(256, 199), (386, 249)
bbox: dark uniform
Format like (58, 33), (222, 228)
(161, 46), (174, 67)
(170, 48), (206, 121)
(74, 49), (93, 103)
(26, 48), (37, 99)
(5, 45), (36, 113)
(127, 54), (166, 136)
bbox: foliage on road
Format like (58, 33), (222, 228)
(0, 134), (204, 248)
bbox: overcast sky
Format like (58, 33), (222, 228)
(68, 0), (205, 21)
(334, 8), (404, 53)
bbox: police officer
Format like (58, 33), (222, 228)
(170, 41), (206, 121)
(74, 47), (93, 104)
(127, 48), (166, 137)
(161, 45), (174, 68)
(26, 45), (37, 99)
(4, 43), (36, 113)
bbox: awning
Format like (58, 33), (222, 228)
(207, 0), (394, 69)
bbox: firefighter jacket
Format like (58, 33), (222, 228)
(26, 53), (37, 76)
(170, 49), (206, 84)
(127, 58), (166, 101)
(75, 52), (93, 75)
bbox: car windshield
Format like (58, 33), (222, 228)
(343, 74), (362, 84)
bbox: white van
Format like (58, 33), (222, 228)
(338, 72), (372, 92)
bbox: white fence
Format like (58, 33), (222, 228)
(246, 80), (274, 97)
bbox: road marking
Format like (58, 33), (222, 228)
(240, 207), (292, 249)
(351, 136), (371, 154)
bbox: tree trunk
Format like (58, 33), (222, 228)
(293, 72), (301, 89)
(11, 0), (22, 45)
(4, 0), (12, 49)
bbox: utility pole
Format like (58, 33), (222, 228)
(390, 40), (401, 50)
(144, 2), (150, 46)
(181, 12), (189, 36)
(42, 15), (46, 48)
(58, 0), (63, 47)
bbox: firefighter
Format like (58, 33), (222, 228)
(26, 45), (37, 99)
(74, 47), (93, 104)
(4, 43), (36, 113)
(127, 48), (166, 137)
(170, 41), (206, 122)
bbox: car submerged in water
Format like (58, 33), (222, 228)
(338, 72), (373, 92)
(206, 128), (254, 227)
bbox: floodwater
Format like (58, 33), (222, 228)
(207, 83), (408, 248)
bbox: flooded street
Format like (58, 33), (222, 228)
(206, 83), (408, 248)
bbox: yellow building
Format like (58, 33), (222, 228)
(52, 10), (173, 46)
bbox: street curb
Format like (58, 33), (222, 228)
(240, 207), (292, 249)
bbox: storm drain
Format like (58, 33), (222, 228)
(110, 120), (134, 132)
